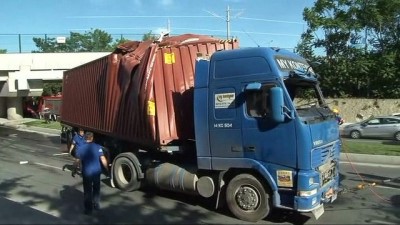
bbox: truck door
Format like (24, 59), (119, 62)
(241, 82), (297, 168)
(209, 85), (243, 161)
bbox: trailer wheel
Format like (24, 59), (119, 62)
(113, 153), (141, 191)
(226, 174), (270, 222)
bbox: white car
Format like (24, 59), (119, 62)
(341, 116), (400, 141)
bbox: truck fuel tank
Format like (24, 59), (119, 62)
(145, 163), (198, 195)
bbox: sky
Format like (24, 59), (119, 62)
(0, 0), (316, 53)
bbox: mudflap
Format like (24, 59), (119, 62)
(311, 204), (324, 220)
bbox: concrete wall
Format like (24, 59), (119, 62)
(326, 98), (400, 123)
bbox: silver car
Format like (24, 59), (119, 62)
(341, 116), (400, 141)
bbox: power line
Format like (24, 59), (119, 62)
(204, 5), (244, 39)
(238, 17), (306, 25)
(67, 15), (215, 19)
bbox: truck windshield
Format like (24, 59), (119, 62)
(284, 78), (328, 119)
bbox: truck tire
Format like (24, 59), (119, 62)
(226, 174), (271, 222)
(112, 153), (142, 192)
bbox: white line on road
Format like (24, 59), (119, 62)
(340, 161), (400, 168)
(375, 185), (400, 191)
(33, 162), (63, 171)
(36, 144), (59, 150)
(368, 220), (396, 225)
(53, 153), (69, 156)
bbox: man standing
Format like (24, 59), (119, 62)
(68, 128), (86, 176)
(76, 132), (108, 215)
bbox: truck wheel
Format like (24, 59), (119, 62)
(113, 153), (141, 191)
(226, 174), (270, 222)
(350, 130), (361, 139)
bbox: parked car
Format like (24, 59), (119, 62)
(341, 116), (400, 141)
(392, 112), (400, 117)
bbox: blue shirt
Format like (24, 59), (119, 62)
(76, 142), (104, 177)
(72, 133), (86, 150)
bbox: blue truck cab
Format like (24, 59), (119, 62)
(194, 47), (340, 221)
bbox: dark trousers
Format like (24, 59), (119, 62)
(82, 173), (101, 212)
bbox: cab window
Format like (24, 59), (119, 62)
(245, 84), (275, 118)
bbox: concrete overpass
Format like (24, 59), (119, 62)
(0, 52), (110, 119)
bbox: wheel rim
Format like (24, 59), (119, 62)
(395, 133), (400, 141)
(351, 131), (360, 138)
(234, 185), (260, 211)
(117, 163), (133, 185)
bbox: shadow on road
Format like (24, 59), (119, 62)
(0, 174), (216, 224)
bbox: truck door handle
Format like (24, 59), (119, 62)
(245, 146), (256, 151)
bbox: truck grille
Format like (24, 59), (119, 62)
(311, 144), (336, 168)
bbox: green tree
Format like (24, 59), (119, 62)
(142, 31), (158, 41)
(42, 82), (62, 96)
(298, 0), (400, 98)
(0, 49), (6, 53)
(32, 29), (128, 53)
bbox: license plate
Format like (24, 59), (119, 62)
(311, 204), (325, 220)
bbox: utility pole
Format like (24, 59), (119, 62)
(167, 18), (171, 34)
(205, 5), (243, 40)
(226, 5), (231, 39)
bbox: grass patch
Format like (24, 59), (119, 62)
(341, 138), (400, 156)
(23, 119), (61, 130)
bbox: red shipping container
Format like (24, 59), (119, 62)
(61, 34), (239, 149)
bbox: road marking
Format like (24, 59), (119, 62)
(19, 161), (28, 164)
(340, 162), (400, 168)
(53, 153), (69, 156)
(375, 185), (400, 191)
(33, 162), (63, 171)
(36, 144), (59, 150)
(368, 220), (396, 225)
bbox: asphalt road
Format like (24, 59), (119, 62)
(0, 126), (399, 224)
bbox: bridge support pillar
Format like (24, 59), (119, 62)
(6, 97), (23, 120)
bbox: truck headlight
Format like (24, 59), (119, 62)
(298, 188), (318, 197)
(309, 177), (314, 186)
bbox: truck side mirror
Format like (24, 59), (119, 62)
(270, 87), (285, 123)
